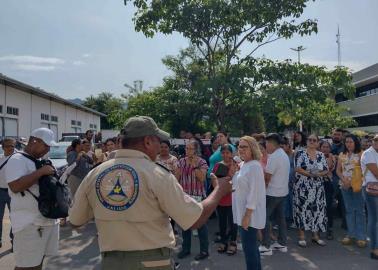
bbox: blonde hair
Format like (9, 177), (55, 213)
(240, 136), (262, 161)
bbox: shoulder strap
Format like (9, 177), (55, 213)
(0, 153), (15, 171)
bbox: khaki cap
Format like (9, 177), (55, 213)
(123, 116), (170, 141)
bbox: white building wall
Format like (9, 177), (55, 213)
(50, 101), (66, 139)
(31, 94), (51, 130)
(1, 80), (102, 139)
(5, 86), (32, 138)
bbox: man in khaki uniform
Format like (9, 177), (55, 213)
(69, 116), (231, 270)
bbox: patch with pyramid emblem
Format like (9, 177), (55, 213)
(95, 164), (139, 211)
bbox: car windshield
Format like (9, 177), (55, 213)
(49, 145), (67, 159)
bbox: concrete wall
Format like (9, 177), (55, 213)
(339, 93), (378, 117)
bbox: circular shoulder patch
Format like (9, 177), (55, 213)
(95, 164), (139, 211)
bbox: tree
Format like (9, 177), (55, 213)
(251, 59), (356, 132)
(125, 0), (318, 129)
(82, 92), (126, 129)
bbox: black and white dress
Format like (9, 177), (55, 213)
(293, 150), (328, 232)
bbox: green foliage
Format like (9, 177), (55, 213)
(82, 92), (126, 129)
(126, 0), (318, 130)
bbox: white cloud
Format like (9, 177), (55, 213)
(14, 64), (56, 71)
(81, 53), (91, 58)
(0, 55), (65, 65)
(73, 60), (85, 66)
(0, 55), (65, 72)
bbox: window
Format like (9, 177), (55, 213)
(94, 124), (97, 129)
(77, 121), (81, 126)
(0, 105), (2, 114)
(51, 116), (58, 122)
(6, 106), (18, 116)
(41, 113), (49, 121)
(354, 114), (378, 127)
(71, 120), (76, 126)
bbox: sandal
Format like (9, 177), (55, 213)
(312, 238), (326, 246)
(217, 243), (227, 253)
(298, 239), (307, 247)
(226, 242), (237, 256)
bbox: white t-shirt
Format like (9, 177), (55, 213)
(0, 150), (17, 189)
(5, 152), (56, 233)
(361, 146), (378, 186)
(232, 160), (266, 229)
(265, 148), (290, 197)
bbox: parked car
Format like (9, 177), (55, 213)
(48, 142), (70, 169)
(60, 135), (80, 142)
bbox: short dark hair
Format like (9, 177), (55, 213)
(266, 133), (282, 145)
(319, 140), (332, 149)
(343, 134), (361, 154)
(281, 136), (290, 145)
(105, 138), (116, 145)
(71, 138), (81, 149)
(161, 140), (171, 148)
(220, 143), (234, 153)
(333, 128), (344, 133)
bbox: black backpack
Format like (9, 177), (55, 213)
(20, 153), (72, 219)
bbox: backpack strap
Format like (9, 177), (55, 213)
(17, 152), (40, 200)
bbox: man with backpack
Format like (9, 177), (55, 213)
(5, 128), (58, 270)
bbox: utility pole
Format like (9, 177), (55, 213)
(336, 25), (341, 67)
(290, 46), (306, 63)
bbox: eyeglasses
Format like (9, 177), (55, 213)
(238, 145), (249, 149)
(307, 138), (318, 143)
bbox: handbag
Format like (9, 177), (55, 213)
(351, 165), (363, 193)
(366, 182), (378, 196)
(363, 165), (378, 196)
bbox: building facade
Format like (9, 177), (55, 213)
(0, 74), (105, 141)
(336, 63), (378, 133)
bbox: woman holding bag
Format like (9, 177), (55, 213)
(336, 134), (367, 248)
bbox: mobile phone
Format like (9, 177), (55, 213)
(214, 163), (229, 178)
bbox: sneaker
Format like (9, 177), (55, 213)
(270, 242), (288, 253)
(259, 246), (273, 256)
(174, 262), (181, 269)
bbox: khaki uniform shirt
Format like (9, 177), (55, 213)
(69, 149), (203, 252)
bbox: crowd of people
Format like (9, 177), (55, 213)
(0, 121), (378, 270)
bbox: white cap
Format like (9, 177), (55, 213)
(31, 128), (57, 146)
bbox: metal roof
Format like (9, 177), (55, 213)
(0, 73), (106, 117)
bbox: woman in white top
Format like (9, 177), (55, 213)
(232, 136), (266, 270)
(361, 134), (378, 260)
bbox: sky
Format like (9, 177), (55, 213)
(0, 0), (377, 99)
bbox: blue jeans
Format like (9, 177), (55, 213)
(341, 189), (367, 240)
(182, 224), (209, 253)
(0, 188), (11, 243)
(363, 189), (378, 249)
(239, 227), (261, 270)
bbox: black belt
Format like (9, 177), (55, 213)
(0, 187), (8, 191)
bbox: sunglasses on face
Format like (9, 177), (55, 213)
(238, 145), (249, 149)
(308, 138), (318, 143)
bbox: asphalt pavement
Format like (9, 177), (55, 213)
(0, 208), (377, 270)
